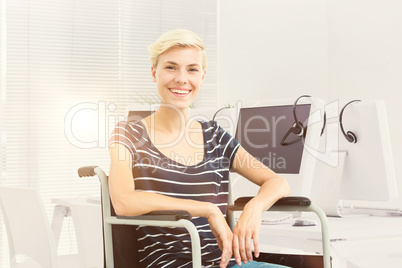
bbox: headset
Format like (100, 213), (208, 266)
(212, 106), (230, 122)
(280, 95), (326, 146)
(211, 106), (231, 138)
(339, 99), (361, 143)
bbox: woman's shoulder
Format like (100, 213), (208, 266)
(108, 120), (150, 153)
(110, 120), (147, 141)
(200, 120), (233, 143)
(114, 120), (145, 131)
(197, 119), (216, 131)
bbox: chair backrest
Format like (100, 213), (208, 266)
(0, 186), (58, 268)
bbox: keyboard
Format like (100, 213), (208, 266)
(262, 213), (294, 225)
(238, 212), (294, 225)
(339, 204), (402, 216)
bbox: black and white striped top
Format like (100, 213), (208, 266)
(109, 120), (240, 268)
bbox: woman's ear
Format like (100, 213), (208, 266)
(151, 66), (157, 83)
(200, 70), (206, 86)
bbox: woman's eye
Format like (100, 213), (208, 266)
(165, 66), (175, 70)
(189, 68), (199, 72)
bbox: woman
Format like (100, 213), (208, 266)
(109, 29), (291, 268)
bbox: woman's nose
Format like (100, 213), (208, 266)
(174, 70), (187, 84)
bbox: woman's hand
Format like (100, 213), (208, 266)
(206, 205), (233, 268)
(232, 199), (262, 266)
(230, 147), (291, 265)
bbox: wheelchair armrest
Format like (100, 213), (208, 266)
(78, 166), (98, 177)
(228, 196), (331, 268)
(229, 196), (311, 211)
(116, 210), (192, 221)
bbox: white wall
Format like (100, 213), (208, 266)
(218, 0), (329, 105)
(218, 0), (402, 206)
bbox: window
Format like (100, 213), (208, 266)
(0, 0), (217, 265)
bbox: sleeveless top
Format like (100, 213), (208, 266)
(109, 120), (240, 268)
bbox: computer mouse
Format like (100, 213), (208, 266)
(292, 218), (317, 226)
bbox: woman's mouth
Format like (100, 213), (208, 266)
(169, 88), (191, 96)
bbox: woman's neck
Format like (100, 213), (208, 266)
(152, 105), (190, 134)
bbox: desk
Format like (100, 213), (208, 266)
(51, 199), (402, 268)
(258, 214), (402, 267)
(51, 197), (103, 268)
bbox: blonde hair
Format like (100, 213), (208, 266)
(148, 29), (207, 70)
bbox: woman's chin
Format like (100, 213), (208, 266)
(158, 101), (192, 112)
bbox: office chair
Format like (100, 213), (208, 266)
(69, 199), (104, 268)
(78, 165), (331, 268)
(0, 186), (80, 268)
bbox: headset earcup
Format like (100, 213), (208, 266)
(295, 122), (304, 137)
(346, 131), (357, 143)
(339, 99), (361, 143)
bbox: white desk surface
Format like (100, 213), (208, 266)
(51, 196), (100, 207)
(258, 214), (402, 267)
(259, 214), (402, 242)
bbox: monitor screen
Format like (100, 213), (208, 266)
(235, 104), (311, 174)
(230, 98), (325, 198)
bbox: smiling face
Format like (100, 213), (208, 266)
(152, 46), (206, 110)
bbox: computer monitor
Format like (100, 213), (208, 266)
(311, 100), (398, 216)
(339, 100), (397, 201)
(231, 98), (326, 199)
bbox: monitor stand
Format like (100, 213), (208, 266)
(311, 151), (366, 217)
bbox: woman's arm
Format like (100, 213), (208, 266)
(230, 146), (291, 265)
(108, 143), (233, 268)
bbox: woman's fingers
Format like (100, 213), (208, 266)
(238, 231), (247, 263)
(245, 232), (253, 262)
(253, 230), (260, 259)
(239, 231), (253, 263)
(233, 226), (260, 264)
(232, 234), (242, 266)
(206, 205), (234, 267)
(233, 231), (250, 264)
(219, 231), (233, 268)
